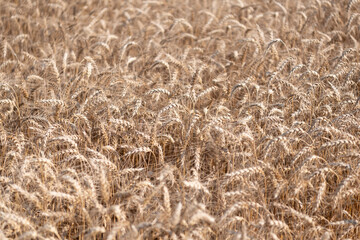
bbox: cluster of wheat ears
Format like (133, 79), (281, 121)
(0, 0), (359, 239)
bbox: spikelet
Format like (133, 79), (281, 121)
(40, 211), (73, 219)
(193, 146), (201, 172)
(267, 218), (290, 231)
(313, 176), (326, 212)
(220, 202), (263, 224)
(188, 210), (215, 225)
(166, 53), (189, 72)
(171, 202), (183, 226)
(48, 191), (76, 202)
(49, 135), (78, 149)
(162, 185), (171, 214)
(72, 114), (91, 130)
(92, 42), (110, 52)
(320, 139), (357, 150)
(86, 149), (117, 172)
(146, 88), (171, 96)
(39, 99), (66, 109)
(195, 86), (218, 103)
(265, 38), (288, 55)
(84, 62), (93, 79)
(22, 51), (37, 63)
(60, 175), (83, 198)
(110, 118), (134, 129)
(183, 180), (210, 195)
(97, 169), (110, 202)
(224, 190), (249, 199)
(225, 166), (263, 179)
(333, 174), (356, 208)
(155, 142), (164, 163)
(124, 147), (152, 157)
(131, 99), (142, 117)
(157, 102), (181, 119)
(273, 203), (314, 225)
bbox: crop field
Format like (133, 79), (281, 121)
(0, 0), (360, 239)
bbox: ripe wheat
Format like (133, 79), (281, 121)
(0, 0), (359, 239)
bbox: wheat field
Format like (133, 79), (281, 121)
(0, 0), (359, 239)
